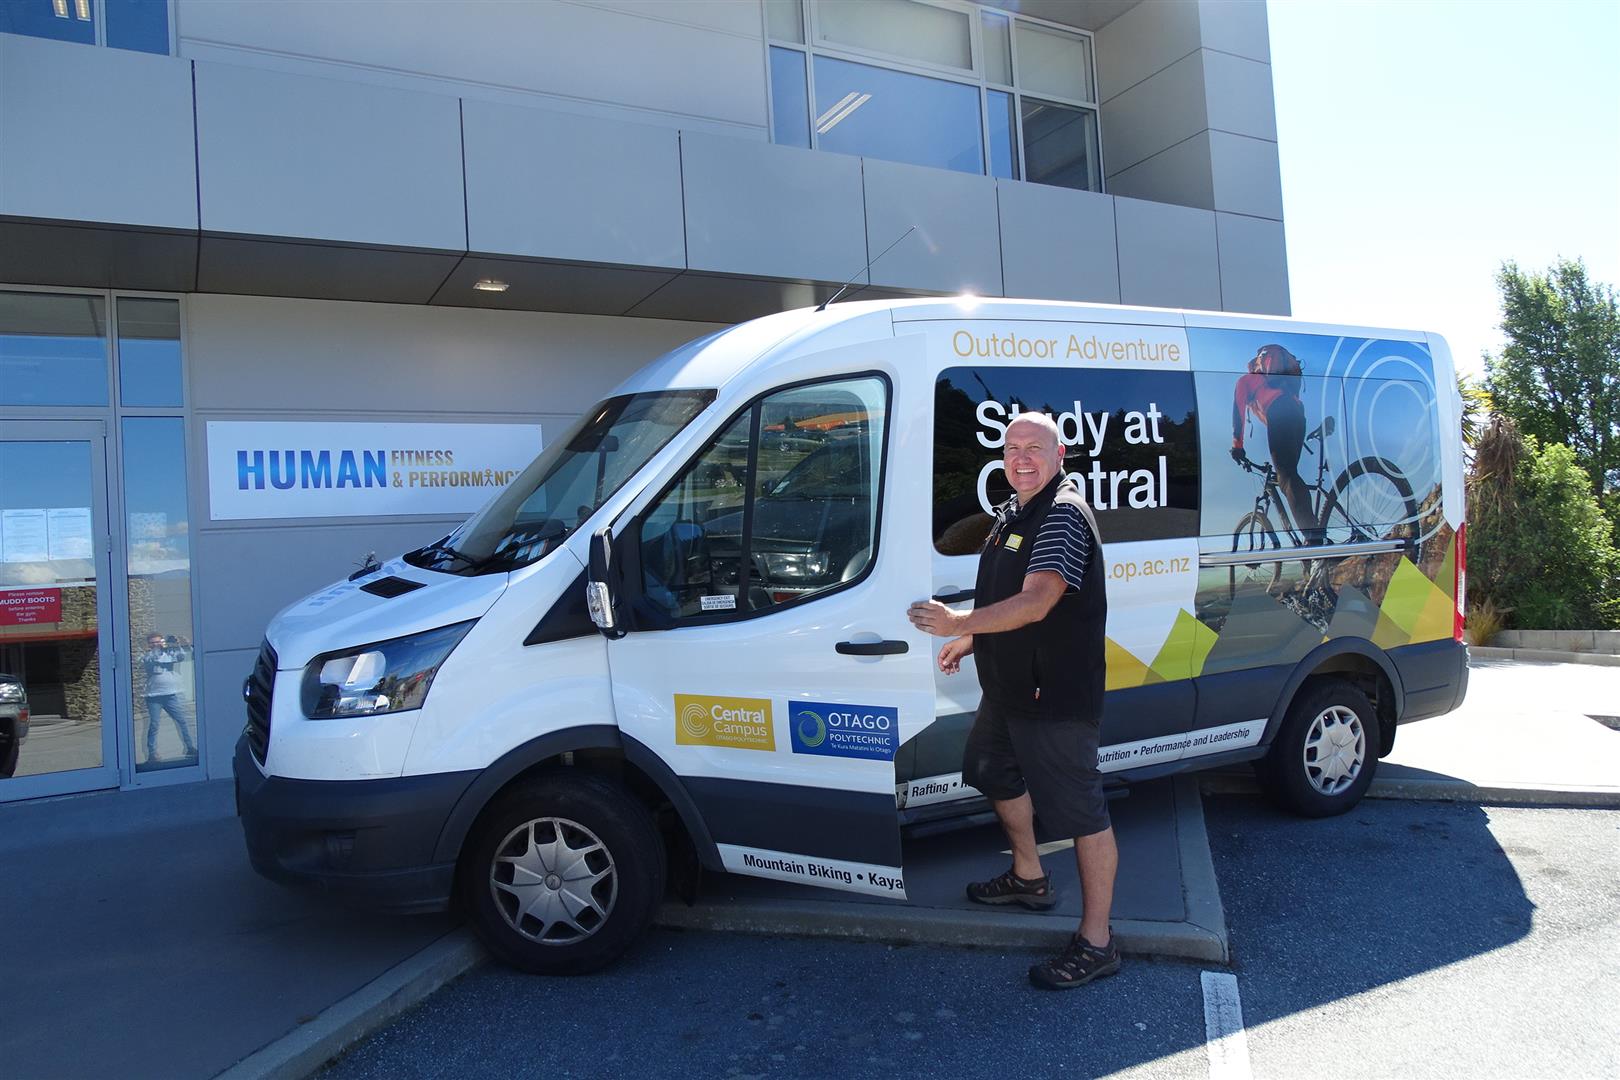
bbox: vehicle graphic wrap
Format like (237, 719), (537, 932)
(925, 323), (1458, 745)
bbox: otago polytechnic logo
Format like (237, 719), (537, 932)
(674, 694), (775, 751)
(790, 700), (898, 761)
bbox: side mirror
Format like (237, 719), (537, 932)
(1322, 415), (1336, 437)
(586, 527), (624, 639)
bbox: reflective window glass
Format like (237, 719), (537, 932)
(813, 55), (983, 174)
(105, 0), (170, 54)
(981, 11), (1012, 86)
(764, 0), (804, 44)
(988, 90), (1018, 180)
(1015, 21), (1095, 103)
(0, 0), (97, 45)
(122, 417), (198, 771)
(769, 47), (811, 149)
(0, 292), (109, 407)
(816, 0), (971, 70)
(116, 298), (182, 407)
(639, 376), (887, 619)
(1021, 98), (1099, 191)
(0, 440), (104, 780)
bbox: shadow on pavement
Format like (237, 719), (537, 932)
(1204, 793), (1534, 1023)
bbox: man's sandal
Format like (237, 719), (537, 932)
(965, 868), (1058, 910)
(1028, 933), (1122, 989)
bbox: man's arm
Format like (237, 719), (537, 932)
(909, 571), (1065, 637)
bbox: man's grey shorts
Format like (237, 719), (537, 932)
(962, 700), (1110, 838)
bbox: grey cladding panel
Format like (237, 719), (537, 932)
(1197, 0), (1272, 63)
(194, 62), (465, 250)
(463, 102), (685, 268)
(680, 133), (867, 282)
(0, 35), (196, 229)
(185, 294), (715, 415)
(1216, 213), (1290, 316)
(1105, 131), (1215, 211)
(1208, 132), (1284, 220)
(1097, 52), (1208, 175)
(1114, 197), (1221, 312)
(1201, 51), (1278, 142)
(196, 238), (461, 306)
(863, 160), (1002, 295)
(1094, 0), (1203, 103)
(997, 181), (1119, 303)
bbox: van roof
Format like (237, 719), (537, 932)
(618, 297), (1440, 395)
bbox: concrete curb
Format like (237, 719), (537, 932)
(215, 929), (486, 1080)
(1200, 772), (1620, 809)
(1469, 646), (1620, 667)
(656, 777), (1228, 965)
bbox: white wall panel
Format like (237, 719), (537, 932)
(863, 160), (1002, 295)
(1209, 131), (1284, 219)
(681, 133), (868, 282)
(0, 35), (196, 229)
(1097, 52), (1208, 174)
(1093, 0), (1202, 102)
(1216, 212), (1290, 315)
(998, 181), (1120, 303)
(463, 101), (685, 267)
(1106, 132), (1216, 210)
(1114, 196), (1222, 311)
(175, 0), (768, 131)
(1197, 0), (1272, 63)
(1202, 50), (1277, 141)
(194, 63), (465, 249)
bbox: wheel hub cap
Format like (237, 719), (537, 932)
(1303, 705), (1365, 796)
(488, 816), (618, 946)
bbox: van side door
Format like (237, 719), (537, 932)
(604, 359), (933, 898)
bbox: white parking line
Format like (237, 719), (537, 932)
(1201, 970), (1253, 1080)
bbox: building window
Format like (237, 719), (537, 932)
(765, 0), (1102, 192)
(0, 0), (172, 56)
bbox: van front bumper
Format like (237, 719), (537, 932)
(233, 735), (478, 914)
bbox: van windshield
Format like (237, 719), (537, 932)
(406, 389), (715, 576)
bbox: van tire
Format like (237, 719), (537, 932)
(1256, 678), (1378, 817)
(460, 771), (666, 975)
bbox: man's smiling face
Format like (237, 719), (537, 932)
(1003, 416), (1064, 501)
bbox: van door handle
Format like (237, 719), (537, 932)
(932, 589), (975, 603)
(836, 639), (910, 656)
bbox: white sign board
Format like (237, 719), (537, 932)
(207, 422), (542, 521)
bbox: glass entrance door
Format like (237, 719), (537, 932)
(0, 421), (119, 800)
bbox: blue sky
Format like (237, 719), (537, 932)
(1268, 0), (1620, 377)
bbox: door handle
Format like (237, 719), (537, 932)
(932, 588), (975, 604)
(836, 639), (910, 656)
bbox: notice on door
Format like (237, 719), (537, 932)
(0, 588), (62, 626)
(206, 421), (542, 520)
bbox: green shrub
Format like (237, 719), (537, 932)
(1469, 434), (1620, 630)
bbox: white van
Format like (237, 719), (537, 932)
(235, 298), (1468, 973)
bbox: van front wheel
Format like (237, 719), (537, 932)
(461, 772), (666, 975)
(1256, 679), (1379, 817)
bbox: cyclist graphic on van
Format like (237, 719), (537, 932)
(1230, 344), (1321, 546)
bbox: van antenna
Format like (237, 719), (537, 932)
(818, 226), (917, 311)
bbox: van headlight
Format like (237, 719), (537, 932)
(300, 622), (474, 719)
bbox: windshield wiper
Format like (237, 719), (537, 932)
(420, 538), (489, 570)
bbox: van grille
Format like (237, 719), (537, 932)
(245, 642), (277, 766)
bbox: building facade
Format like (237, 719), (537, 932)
(0, 0), (1286, 801)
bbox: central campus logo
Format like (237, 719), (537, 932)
(674, 694), (775, 751)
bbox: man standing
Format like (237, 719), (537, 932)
(140, 633), (197, 763)
(907, 412), (1116, 989)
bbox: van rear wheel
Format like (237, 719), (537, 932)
(461, 771), (666, 975)
(1256, 678), (1378, 817)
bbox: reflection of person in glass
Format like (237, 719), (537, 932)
(1231, 344), (1320, 542)
(141, 633), (196, 762)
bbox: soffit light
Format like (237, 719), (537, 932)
(473, 278), (510, 293)
(816, 91), (871, 135)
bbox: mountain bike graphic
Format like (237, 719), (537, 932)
(1227, 415), (1418, 600)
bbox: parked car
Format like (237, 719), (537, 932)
(0, 673), (30, 779)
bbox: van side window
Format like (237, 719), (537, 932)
(637, 375), (887, 620)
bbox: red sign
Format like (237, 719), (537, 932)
(0, 589), (62, 626)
